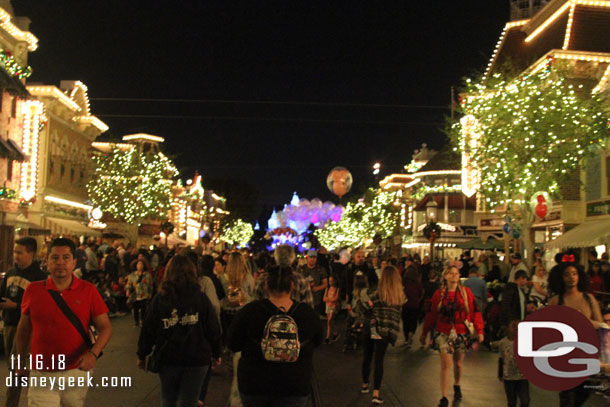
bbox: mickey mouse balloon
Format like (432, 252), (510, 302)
(327, 167), (353, 199)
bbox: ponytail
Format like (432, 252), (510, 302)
(267, 266), (294, 294)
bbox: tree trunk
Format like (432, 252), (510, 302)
(125, 223), (139, 246)
(519, 205), (535, 269)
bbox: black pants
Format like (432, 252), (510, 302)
(361, 336), (389, 390)
(503, 379), (529, 407)
(559, 382), (590, 407)
(401, 307), (419, 339)
(199, 359), (213, 403)
(132, 299), (148, 325)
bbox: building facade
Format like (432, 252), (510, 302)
(0, 2), (38, 273)
(25, 81), (108, 240)
(479, 0), (610, 257)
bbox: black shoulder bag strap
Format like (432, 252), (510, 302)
(45, 281), (103, 357)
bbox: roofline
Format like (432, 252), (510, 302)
(486, 0), (610, 77)
(0, 6), (38, 51)
(523, 49), (610, 94)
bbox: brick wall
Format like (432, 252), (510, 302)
(560, 167), (582, 201)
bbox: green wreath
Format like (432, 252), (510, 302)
(423, 222), (442, 242)
(161, 221), (175, 235)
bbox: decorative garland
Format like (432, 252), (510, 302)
(19, 196), (35, 207)
(0, 49), (32, 79)
(413, 184), (462, 200)
(0, 187), (17, 200)
(405, 159), (424, 173)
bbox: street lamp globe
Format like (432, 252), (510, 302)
(426, 199), (438, 221)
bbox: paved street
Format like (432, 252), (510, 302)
(0, 314), (608, 406)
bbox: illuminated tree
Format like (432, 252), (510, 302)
(449, 62), (609, 262)
(220, 219), (254, 247)
(315, 189), (398, 250)
(87, 147), (178, 224)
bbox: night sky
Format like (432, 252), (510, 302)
(14, 0), (508, 222)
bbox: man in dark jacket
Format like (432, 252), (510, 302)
(0, 237), (46, 407)
(345, 249), (378, 303)
(500, 270), (530, 327)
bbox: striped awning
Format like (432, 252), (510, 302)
(545, 218), (610, 249)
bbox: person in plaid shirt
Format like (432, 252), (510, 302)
(254, 245), (313, 308)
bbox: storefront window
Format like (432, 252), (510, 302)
(449, 210), (461, 224)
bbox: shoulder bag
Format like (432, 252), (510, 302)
(46, 284), (103, 358)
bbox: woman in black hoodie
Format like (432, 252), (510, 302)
(137, 255), (222, 407)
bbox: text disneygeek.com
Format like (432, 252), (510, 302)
(6, 372), (132, 390)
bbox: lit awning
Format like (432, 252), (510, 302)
(45, 217), (101, 237)
(545, 218), (610, 249)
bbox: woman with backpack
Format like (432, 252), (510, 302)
(420, 266), (484, 407)
(136, 255), (222, 407)
(360, 265), (405, 405)
(227, 266), (323, 407)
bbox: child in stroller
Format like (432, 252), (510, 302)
(343, 272), (380, 352)
(343, 313), (364, 352)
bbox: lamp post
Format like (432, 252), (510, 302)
(426, 199), (438, 260)
(373, 162), (381, 183)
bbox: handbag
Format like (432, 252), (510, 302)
(145, 296), (201, 373)
(144, 341), (167, 373)
(46, 284), (103, 358)
(460, 287), (478, 341)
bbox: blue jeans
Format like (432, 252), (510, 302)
(159, 365), (209, 407)
(240, 393), (308, 407)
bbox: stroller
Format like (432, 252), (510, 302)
(342, 314), (363, 352)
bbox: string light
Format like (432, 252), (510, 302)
(220, 219), (254, 247)
(20, 100), (44, 201)
(122, 134), (165, 143)
(485, 19), (529, 77)
(87, 146), (179, 223)
(73, 115), (109, 133)
(450, 62), (609, 215)
(68, 81), (91, 113)
(524, 1), (571, 43)
(412, 184), (463, 200)
(413, 170), (461, 178)
(44, 195), (92, 211)
(0, 7), (38, 51)
(315, 190), (398, 250)
(27, 86), (81, 112)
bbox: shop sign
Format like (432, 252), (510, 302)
(587, 200), (610, 217)
(536, 211), (561, 222)
(480, 218), (504, 227)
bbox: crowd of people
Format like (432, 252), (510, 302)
(2, 236), (610, 407)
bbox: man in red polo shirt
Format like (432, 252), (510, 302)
(15, 237), (112, 406)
